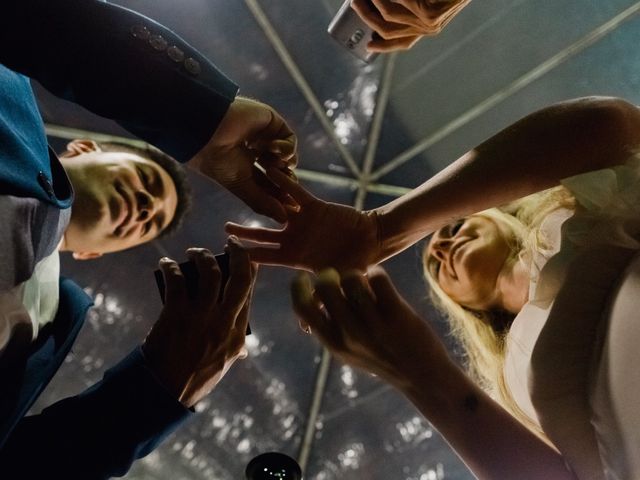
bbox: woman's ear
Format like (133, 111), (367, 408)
(61, 139), (101, 158)
(71, 251), (103, 261)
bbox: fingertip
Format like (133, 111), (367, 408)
(158, 256), (178, 273)
(367, 266), (397, 297)
(366, 266), (389, 286)
(367, 265), (386, 277)
(291, 272), (312, 298)
(271, 138), (296, 157)
(185, 246), (209, 256)
(226, 236), (247, 259)
(342, 269), (366, 280)
(317, 268), (340, 285)
(284, 203), (300, 213)
(292, 271), (309, 287)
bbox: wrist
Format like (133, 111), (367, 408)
(399, 356), (468, 418)
(141, 342), (187, 403)
(370, 205), (426, 262)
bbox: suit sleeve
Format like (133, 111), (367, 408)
(0, 0), (239, 162)
(0, 347), (194, 479)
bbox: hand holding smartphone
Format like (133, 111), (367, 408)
(154, 252), (251, 335)
(328, 0), (379, 63)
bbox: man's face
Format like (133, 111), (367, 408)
(61, 144), (178, 258)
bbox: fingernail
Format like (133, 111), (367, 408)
(159, 256), (171, 264)
(227, 236), (241, 250)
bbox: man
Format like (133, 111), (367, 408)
(0, 0), (295, 477)
(0, 138), (189, 359)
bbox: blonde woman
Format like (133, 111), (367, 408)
(228, 96), (640, 479)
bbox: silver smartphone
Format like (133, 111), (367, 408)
(328, 0), (379, 63)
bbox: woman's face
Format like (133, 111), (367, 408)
(426, 215), (515, 311)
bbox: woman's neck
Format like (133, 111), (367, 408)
(497, 256), (530, 314)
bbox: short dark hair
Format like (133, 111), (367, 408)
(97, 141), (192, 237)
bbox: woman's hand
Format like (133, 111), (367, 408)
(293, 267), (578, 479)
(352, 0), (472, 52)
(225, 168), (382, 272)
(291, 267), (452, 390)
(142, 240), (256, 408)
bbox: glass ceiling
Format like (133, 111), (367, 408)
(32, 0), (640, 478)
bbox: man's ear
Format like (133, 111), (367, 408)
(60, 139), (101, 158)
(72, 251), (103, 261)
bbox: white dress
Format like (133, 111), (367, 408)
(503, 156), (640, 480)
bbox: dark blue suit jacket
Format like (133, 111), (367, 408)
(0, 0), (239, 477)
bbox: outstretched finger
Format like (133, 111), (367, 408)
(233, 290), (253, 340)
(159, 257), (187, 306)
(228, 176), (288, 224)
(225, 222), (284, 244)
(394, 0), (470, 29)
(291, 273), (342, 349)
(265, 167), (316, 206)
(248, 107), (296, 151)
(185, 247), (222, 304)
(252, 163), (299, 211)
(240, 246), (305, 270)
(230, 262), (257, 343)
(267, 137), (298, 167)
(369, 0), (425, 29)
(341, 270), (378, 328)
(367, 266), (411, 313)
(220, 238), (255, 327)
(351, 0), (418, 38)
(314, 269), (354, 323)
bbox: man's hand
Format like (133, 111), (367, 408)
(291, 267), (452, 391)
(189, 97), (298, 223)
(225, 168), (381, 272)
(352, 0), (472, 52)
(142, 240), (256, 408)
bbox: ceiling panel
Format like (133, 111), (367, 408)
(29, 0), (640, 478)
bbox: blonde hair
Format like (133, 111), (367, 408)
(423, 186), (575, 440)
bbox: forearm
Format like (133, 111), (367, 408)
(0, 348), (192, 478)
(1, 0), (238, 162)
(375, 97), (640, 258)
(401, 362), (576, 480)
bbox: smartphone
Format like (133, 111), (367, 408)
(328, 0), (379, 63)
(154, 252), (251, 335)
